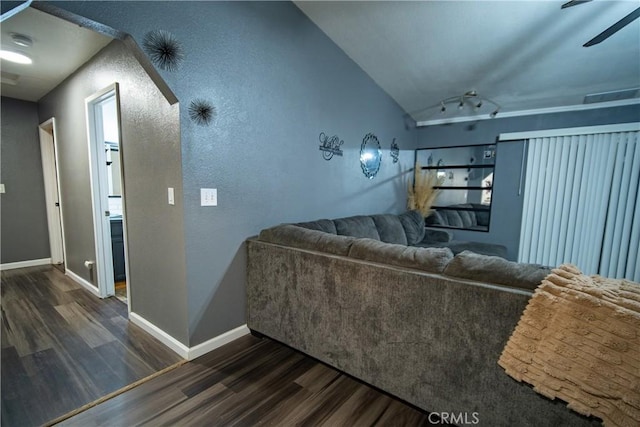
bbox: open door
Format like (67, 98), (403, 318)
(39, 118), (65, 266)
(85, 83), (127, 299)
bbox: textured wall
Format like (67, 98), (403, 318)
(0, 97), (50, 264)
(416, 104), (640, 260)
(48, 1), (416, 346)
(38, 40), (189, 344)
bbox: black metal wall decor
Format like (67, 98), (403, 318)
(143, 30), (184, 71)
(318, 132), (343, 161)
(360, 133), (382, 179)
(188, 99), (215, 126)
(390, 138), (399, 163)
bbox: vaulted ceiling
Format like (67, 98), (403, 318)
(295, 1), (640, 123)
(2, 1), (639, 123)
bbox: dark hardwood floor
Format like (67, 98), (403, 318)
(60, 334), (435, 426)
(1, 265), (183, 427)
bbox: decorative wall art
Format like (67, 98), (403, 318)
(360, 133), (382, 179)
(142, 29), (184, 71)
(318, 132), (344, 161)
(390, 138), (399, 163)
(188, 99), (215, 126)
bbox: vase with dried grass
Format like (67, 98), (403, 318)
(407, 163), (443, 218)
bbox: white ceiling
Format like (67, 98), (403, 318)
(295, 0), (640, 122)
(0, 7), (111, 102)
(1, 2), (638, 121)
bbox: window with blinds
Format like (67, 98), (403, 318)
(517, 128), (639, 281)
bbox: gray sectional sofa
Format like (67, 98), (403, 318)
(292, 210), (507, 257)
(426, 203), (491, 230)
(246, 211), (597, 426)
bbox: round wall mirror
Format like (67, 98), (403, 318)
(360, 133), (382, 179)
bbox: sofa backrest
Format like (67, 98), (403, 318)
(257, 223), (453, 274)
(256, 227), (548, 291)
(349, 238), (453, 274)
(333, 215), (381, 240)
(297, 210), (426, 246)
(444, 250), (551, 290)
(258, 224), (356, 256)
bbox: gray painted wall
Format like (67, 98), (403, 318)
(49, 1), (415, 346)
(38, 40), (189, 344)
(417, 104), (640, 260)
(1, 97), (50, 264)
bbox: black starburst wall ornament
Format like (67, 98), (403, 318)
(188, 99), (216, 126)
(142, 30), (184, 71)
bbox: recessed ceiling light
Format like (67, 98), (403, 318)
(0, 50), (32, 65)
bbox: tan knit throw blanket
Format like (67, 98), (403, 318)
(498, 264), (640, 427)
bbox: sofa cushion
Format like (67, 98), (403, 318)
(371, 214), (408, 245)
(423, 228), (453, 243)
(398, 210), (426, 245)
(455, 204), (477, 227)
(471, 204), (491, 226)
(425, 211), (444, 226)
(348, 238), (453, 274)
(441, 210), (464, 228)
(334, 216), (381, 240)
(416, 241), (507, 258)
(443, 250), (551, 291)
(296, 219), (337, 234)
(258, 224), (356, 256)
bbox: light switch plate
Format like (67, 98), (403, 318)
(0, 184), (4, 194)
(168, 187), (175, 205)
(201, 188), (217, 206)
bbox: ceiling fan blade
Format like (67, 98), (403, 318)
(561, 0), (593, 9)
(584, 6), (640, 46)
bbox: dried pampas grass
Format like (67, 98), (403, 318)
(408, 163), (442, 217)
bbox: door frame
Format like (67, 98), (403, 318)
(85, 83), (125, 299)
(38, 118), (66, 266)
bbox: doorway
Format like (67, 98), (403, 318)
(85, 83), (129, 302)
(38, 118), (66, 270)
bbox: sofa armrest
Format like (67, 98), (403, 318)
(422, 228), (453, 243)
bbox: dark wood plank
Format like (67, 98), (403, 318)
(60, 335), (437, 427)
(1, 266), (184, 427)
(54, 302), (117, 348)
(0, 346), (37, 427)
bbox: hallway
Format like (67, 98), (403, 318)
(1, 265), (183, 426)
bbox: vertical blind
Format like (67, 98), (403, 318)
(518, 130), (639, 282)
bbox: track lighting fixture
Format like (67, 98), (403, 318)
(418, 90), (501, 119)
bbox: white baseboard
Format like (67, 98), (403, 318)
(129, 312), (250, 361)
(187, 324), (250, 360)
(130, 312), (189, 359)
(66, 269), (100, 297)
(0, 258), (51, 270)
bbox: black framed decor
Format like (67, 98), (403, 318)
(415, 144), (496, 232)
(318, 132), (344, 161)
